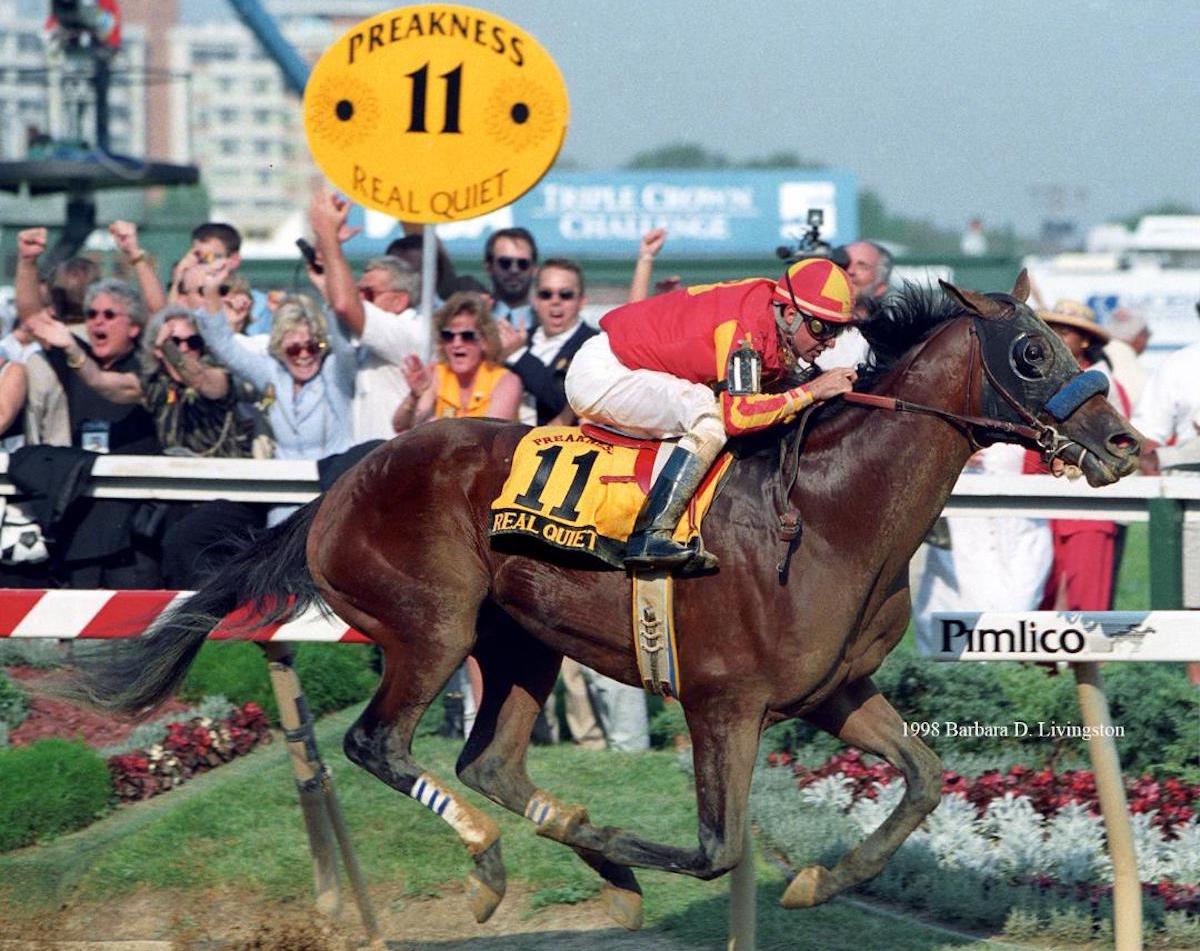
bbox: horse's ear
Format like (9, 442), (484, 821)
(1011, 268), (1031, 303)
(938, 279), (1005, 318)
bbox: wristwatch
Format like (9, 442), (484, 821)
(65, 349), (86, 369)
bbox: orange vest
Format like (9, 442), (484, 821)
(434, 362), (509, 419)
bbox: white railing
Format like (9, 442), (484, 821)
(1, 454), (1197, 516)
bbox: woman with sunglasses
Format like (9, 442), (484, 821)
(564, 257), (860, 573)
(141, 304), (251, 457)
(393, 292), (520, 431)
(195, 279), (355, 480)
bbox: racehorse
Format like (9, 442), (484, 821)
(67, 273), (1139, 930)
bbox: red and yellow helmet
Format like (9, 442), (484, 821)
(771, 258), (855, 334)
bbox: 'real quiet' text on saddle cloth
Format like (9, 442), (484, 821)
(490, 425), (733, 568)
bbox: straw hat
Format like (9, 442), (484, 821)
(1037, 299), (1110, 344)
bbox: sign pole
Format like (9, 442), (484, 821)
(1073, 662), (1143, 951)
(421, 225), (436, 324)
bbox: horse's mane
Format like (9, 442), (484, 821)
(730, 283), (972, 459)
(856, 281), (966, 386)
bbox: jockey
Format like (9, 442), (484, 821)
(565, 257), (859, 572)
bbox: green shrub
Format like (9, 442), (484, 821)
(292, 644), (378, 716)
(0, 671), (30, 733)
(1003, 906), (1041, 941)
(1104, 664), (1199, 779)
(783, 639), (1198, 777)
(648, 698), (688, 749)
(0, 739), (111, 850)
(179, 642), (377, 724)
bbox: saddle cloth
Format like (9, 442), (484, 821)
(489, 424), (732, 569)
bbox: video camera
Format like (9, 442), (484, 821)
(776, 208), (849, 269)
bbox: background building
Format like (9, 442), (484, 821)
(167, 2), (378, 238)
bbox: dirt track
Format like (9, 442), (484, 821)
(2, 883), (701, 951)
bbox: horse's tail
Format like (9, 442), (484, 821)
(62, 499), (322, 716)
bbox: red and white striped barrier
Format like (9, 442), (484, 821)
(0, 589), (370, 644)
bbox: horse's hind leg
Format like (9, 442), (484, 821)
(456, 609), (644, 930)
(782, 676), (942, 908)
(336, 609), (507, 924)
(559, 689), (766, 881)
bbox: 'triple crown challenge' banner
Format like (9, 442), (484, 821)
(342, 169), (859, 260)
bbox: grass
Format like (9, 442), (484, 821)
(0, 704), (1021, 949)
(1114, 521), (1150, 609)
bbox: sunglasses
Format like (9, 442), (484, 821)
(169, 334), (205, 353)
(802, 315), (845, 341)
(535, 288), (577, 301)
(284, 340), (326, 358)
(493, 256), (532, 272)
(85, 308), (128, 321)
(440, 329), (480, 343)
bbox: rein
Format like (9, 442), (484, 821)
(773, 316), (1089, 584)
(842, 321), (1077, 458)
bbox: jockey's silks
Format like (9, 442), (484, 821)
(599, 280), (813, 436)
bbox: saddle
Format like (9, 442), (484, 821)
(489, 424), (735, 697)
(489, 424), (732, 570)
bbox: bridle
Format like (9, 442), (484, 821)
(842, 315), (1106, 466)
(773, 312), (1107, 583)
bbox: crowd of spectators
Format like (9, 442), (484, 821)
(0, 188), (676, 749)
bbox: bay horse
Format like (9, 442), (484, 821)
(68, 273), (1139, 929)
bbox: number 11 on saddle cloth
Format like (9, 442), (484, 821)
(489, 425), (733, 569)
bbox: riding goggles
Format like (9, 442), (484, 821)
(802, 315), (845, 341)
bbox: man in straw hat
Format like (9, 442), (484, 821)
(1033, 300), (1131, 612)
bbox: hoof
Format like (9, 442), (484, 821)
(465, 871), (504, 923)
(600, 883), (644, 931)
(314, 888), (341, 917)
(466, 839), (506, 923)
(780, 864), (836, 909)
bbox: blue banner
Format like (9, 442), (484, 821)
(343, 168), (857, 260)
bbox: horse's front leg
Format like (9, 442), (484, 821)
(782, 677), (942, 908)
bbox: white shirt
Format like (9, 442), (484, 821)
(0, 333), (41, 364)
(513, 324), (576, 426)
(352, 302), (431, 441)
(1131, 341), (1200, 445)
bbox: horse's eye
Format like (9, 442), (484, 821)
(1011, 335), (1053, 379)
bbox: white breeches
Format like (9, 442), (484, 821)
(565, 334), (726, 457)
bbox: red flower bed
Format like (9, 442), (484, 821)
(5, 665), (190, 748)
(773, 749), (1199, 837)
(107, 703), (272, 802)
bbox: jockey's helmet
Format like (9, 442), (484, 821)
(771, 258), (855, 338)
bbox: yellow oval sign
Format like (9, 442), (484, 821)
(303, 4), (569, 223)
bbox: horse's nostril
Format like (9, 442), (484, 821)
(1108, 432), (1138, 456)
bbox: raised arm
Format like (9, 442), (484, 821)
(629, 228), (669, 303)
(27, 308), (143, 404)
(393, 354), (436, 432)
(110, 220), (167, 314)
(14, 228), (48, 320)
(310, 187), (365, 336)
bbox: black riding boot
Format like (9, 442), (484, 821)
(624, 445), (717, 571)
